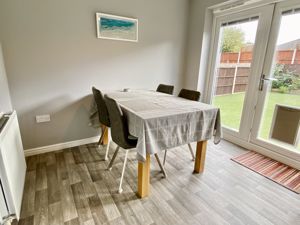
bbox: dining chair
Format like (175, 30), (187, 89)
(104, 95), (167, 193)
(178, 88), (201, 101)
(92, 87), (111, 161)
(156, 84), (174, 95)
(163, 88), (201, 165)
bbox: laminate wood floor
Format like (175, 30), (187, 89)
(18, 140), (300, 225)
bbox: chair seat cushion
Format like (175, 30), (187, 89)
(127, 135), (138, 148)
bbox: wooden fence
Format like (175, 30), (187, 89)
(215, 49), (300, 95)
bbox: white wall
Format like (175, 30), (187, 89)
(0, 44), (12, 113)
(0, 0), (189, 149)
(184, 0), (230, 100)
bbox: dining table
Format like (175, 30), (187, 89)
(97, 89), (221, 198)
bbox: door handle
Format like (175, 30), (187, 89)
(259, 74), (277, 91)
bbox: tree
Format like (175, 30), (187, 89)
(221, 27), (245, 52)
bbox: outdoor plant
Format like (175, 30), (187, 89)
(278, 86), (290, 93)
(272, 64), (300, 93)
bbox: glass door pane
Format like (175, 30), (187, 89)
(212, 18), (259, 131)
(257, 8), (300, 152)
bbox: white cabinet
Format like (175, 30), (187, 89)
(0, 111), (26, 222)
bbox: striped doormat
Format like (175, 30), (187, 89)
(231, 151), (300, 194)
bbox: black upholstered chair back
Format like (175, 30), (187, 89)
(178, 89), (201, 101)
(92, 87), (110, 127)
(156, 84), (174, 95)
(104, 96), (137, 149)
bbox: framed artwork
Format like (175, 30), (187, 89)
(96, 13), (138, 42)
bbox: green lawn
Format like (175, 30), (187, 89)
(213, 92), (300, 150)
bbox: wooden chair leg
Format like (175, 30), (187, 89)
(154, 153), (167, 178)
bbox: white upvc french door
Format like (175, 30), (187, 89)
(207, 0), (300, 162)
(206, 4), (274, 141)
(250, 0), (300, 161)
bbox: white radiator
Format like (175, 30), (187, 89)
(0, 111), (26, 224)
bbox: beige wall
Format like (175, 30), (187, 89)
(184, 0), (230, 100)
(0, 44), (12, 113)
(0, 0), (189, 149)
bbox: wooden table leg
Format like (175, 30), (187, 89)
(194, 141), (207, 173)
(98, 125), (106, 145)
(137, 153), (150, 198)
(102, 126), (109, 145)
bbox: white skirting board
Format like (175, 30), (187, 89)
(24, 136), (101, 157)
(24, 134), (300, 170)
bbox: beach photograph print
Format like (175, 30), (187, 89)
(96, 13), (138, 42)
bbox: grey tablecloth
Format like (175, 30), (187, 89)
(101, 90), (222, 162)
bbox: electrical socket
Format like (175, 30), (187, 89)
(36, 114), (51, 123)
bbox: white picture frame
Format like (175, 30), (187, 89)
(96, 13), (138, 42)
